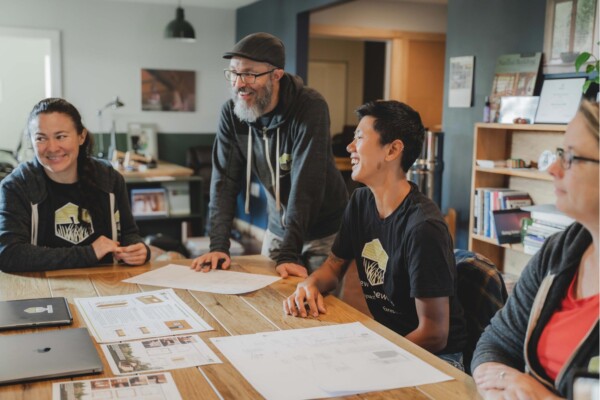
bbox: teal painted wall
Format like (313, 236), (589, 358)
(442, 0), (547, 249)
(235, 0), (348, 76)
(93, 133), (215, 166)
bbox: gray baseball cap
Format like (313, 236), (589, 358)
(223, 32), (285, 69)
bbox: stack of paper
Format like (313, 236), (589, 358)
(75, 289), (221, 376)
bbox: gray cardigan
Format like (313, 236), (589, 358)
(0, 158), (149, 272)
(472, 223), (599, 396)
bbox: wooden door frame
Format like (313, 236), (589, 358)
(309, 24), (445, 101)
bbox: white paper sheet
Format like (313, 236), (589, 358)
(102, 334), (221, 375)
(211, 322), (452, 400)
(52, 372), (182, 400)
(123, 264), (281, 294)
(75, 289), (212, 343)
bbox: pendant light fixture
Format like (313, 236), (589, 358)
(165, 2), (196, 42)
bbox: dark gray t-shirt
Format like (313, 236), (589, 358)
(39, 176), (114, 264)
(332, 184), (467, 355)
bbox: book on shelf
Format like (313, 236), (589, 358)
(492, 209), (531, 244)
(521, 204), (574, 255)
(521, 204), (575, 228)
(473, 188), (533, 238)
(476, 159), (507, 168)
(502, 192), (532, 209)
(163, 181), (191, 216)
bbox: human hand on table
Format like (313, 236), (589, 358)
(190, 251), (230, 272)
(114, 242), (148, 265)
(275, 262), (308, 278)
(283, 279), (326, 318)
(92, 235), (120, 261)
(473, 362), (562, 400)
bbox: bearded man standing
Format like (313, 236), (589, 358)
(191, 32), (348, 279)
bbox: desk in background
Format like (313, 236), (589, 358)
(0, 255), (479, 399)
(118, 161), (204, 240)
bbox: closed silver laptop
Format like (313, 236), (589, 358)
(0, 328), (103, 384)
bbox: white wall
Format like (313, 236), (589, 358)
(0, 0), (235, 142)
(0, 36), (48, 151)
(310, 0), (447, 33)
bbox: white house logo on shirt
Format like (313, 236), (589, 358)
(55, 202), (94, 244)
(361, 239), (388, 286)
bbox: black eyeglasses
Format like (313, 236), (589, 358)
(555, 147), (600, 170)
(224, 69), (276, 84)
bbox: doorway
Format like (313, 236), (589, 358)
(0, 27), (62, 153)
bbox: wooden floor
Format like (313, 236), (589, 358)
(238, 233), (372, 317)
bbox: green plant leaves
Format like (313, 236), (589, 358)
(575, 52), (592, 72)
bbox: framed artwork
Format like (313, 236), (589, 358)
(448, 56), (475, 108)
(131, 188), (169, 217)
(535, 78), (585, 123)
(127, 123), (158, 160)
(141, 68), (196, 112)
(543, 0), (599, 74)
(489, 53), (542, 122)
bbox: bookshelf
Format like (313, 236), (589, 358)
(468, 123), (566, 276)
(121, 162), (204, 241)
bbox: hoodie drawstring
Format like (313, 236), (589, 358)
(245, 127), (281, 214)
(275, 128), (280, 212)
(245, 125), (252, 214)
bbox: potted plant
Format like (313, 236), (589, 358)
(575, 42), (599, 94)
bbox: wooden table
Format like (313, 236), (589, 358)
(0, 256), (480, 399)
(117, 161), (194, 179)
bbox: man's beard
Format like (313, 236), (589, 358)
(232, 79), (273, 123)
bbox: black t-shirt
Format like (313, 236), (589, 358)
(38, 176), (114, 264)
(332, 184), (467, 354)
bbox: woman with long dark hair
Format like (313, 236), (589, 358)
(0, 98), (149, 271)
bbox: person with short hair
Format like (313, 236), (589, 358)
(0, 98), (149, 271)
(472, 100), (599, 399)
(283, 100), (467, 367)
(191, 32), (348, 278)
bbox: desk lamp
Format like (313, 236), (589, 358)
(97, 96), (124, 160)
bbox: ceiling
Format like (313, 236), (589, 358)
(94, 0), (445, 10)
(96, 0), (259, 10)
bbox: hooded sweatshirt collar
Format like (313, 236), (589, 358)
(8, 158), (116, 205)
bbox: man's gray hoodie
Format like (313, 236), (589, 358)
(0, 158), (148, 272)
(209, 72), (348, 265)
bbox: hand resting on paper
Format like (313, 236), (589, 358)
(190, 252), (230, 272)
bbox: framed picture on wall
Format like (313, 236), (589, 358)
(543, 0), (599, 74)
(141, 68), (196, 112)
(127, 123), (158, 160)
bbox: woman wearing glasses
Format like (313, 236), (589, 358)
(472, 99), (599, 399)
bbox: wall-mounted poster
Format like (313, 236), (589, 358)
(141, 69), (196, 112)
(448, 56), (474, 108)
